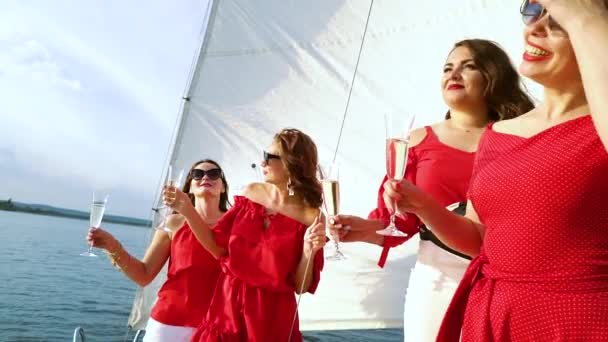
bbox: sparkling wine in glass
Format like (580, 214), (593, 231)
(156, 164), (185, 232)
(377, 112), (415, 237)
(319, 162), (345, 261)
(81, 192), (108, 257)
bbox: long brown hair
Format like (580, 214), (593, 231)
(182, 159), (230, 212)
(274, 128), (323, 208)
(446, 39), (534, 120)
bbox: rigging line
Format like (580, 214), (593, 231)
(332, 0), (375, 165)
(288, 242), (315, 342)
(149, 0), (215, 230)
(288, 3), (376, 340)
(121, 326), (130, 342)
(125, 0), (216, 332)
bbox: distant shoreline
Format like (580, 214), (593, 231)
(0, 200), (151, 227)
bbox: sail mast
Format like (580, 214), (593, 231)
(126, 0), (217, 331)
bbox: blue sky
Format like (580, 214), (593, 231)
(0, 0), (209, 218)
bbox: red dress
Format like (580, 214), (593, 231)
(191, 196), (324, 342)
(437, 116), (608, 341)
(150, 222), (221, 327)
(369, 126), (476, 267)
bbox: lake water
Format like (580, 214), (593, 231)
(0, 211), (401, 341)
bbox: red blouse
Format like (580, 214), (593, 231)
(150, 222), (221, 327)
(192, 196), (324, 342)
(369, 126), (476, 267)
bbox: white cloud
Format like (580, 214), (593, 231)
(0, 2), (204, 128)
(0, 38), (82, 91)
(0, 0), (208, 216)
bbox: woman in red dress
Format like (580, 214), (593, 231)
(87, 159), (229, 341)
(330, 39), (533, 341)
(164, 128), (327, 342)
(383, 0), (608, 340)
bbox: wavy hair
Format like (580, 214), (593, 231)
(446, 39), (535, 120)
(273, 128), (323, 208)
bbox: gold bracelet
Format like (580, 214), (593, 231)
(106, 245), (127, 271)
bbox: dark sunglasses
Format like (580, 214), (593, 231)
(520, 0), (564, 32)
(191, 168), (222, 180)
(263, 151), (281, 164)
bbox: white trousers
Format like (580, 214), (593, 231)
(142, 317), (195, 342)
(402, 240), (470, 342)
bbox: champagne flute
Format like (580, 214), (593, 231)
(319, 162), (346, 261)
(81, 192), (109, 257)
(376, 112), (415, 237)
(156, 164), (185, 232)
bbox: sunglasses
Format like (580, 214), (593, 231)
(263, 151), (281, 164)
(191, 168), (222, 181)
(520, 0), (564, 32)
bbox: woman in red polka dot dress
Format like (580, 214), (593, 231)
(383, 0), (608, 340)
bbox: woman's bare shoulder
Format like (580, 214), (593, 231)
(241, 182), (271, 206)
(409, 127), (428, 148)
(492, 109), (536, 133)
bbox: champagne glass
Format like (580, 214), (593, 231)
(319, 162), (346, 261)
(81, 192), (109, 257)
(376, 112), (415, 237)
(156, 164), (185, 232)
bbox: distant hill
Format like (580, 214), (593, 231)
(0, 199), (151, 227)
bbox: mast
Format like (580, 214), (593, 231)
(126, 0), (217, 331)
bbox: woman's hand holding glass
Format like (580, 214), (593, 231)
(382, 179), (432, 219)
(87, 228), (120, 252)
(328, 215), (381, 242)
(303, 215), (327, 255)
(162, 186), (191, 215)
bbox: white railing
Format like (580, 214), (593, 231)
(72, 327), (86, 342)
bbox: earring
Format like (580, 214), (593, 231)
(287, 178), (295, 196)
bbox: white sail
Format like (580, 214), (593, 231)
(129, 0), (542, 332)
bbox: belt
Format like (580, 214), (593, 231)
(419, 201), (471, 260)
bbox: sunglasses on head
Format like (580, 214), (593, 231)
(520, 0), (564, 32)
(191, 168), (222, 181)
(263, 151), (281, 164)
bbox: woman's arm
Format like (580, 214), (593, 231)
(328, 215), (385, 245)
(163, 187), (226, 259)
(294, 214), (326, 294)
(329, 129), (427, 248)
(384, 180), (485, 257)
(88, 217), (181, 286)
(538, 0), (608, 149)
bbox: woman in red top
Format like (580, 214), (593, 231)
(330, 39), (533, 341)
(384, 1), (608, 340)
(87, 159), (229, 341)
(164, 128), (327, 342)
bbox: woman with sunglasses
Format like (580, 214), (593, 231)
(163, 128), (327, 342)
(87, 159), (229, 342)
(382, 0), (608, 340)
(329, 39), (534, 341)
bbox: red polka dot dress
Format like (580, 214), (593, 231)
(437, 116), (608, 341)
